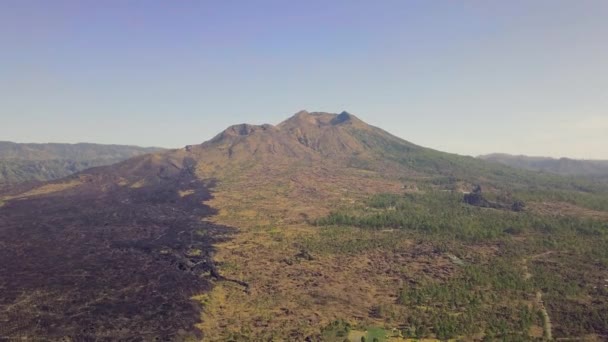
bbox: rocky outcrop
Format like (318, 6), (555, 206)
(464, 185), (525, 212)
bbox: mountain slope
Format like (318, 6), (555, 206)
(1, 111), (607, 340)
(184, 111), (603, 196)
(0, 142), (163, 185)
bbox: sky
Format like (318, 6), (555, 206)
(1, 1), (607, 159)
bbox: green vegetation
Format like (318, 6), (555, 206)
(316, 192), (608, 242)
(321, 320), (352, 341)
(315, 190), (608, 339)
(365, 327), (386, 342)
(395, 263), (538, 340)
(516, 188), (608, 212)
(321, 321), (390, 342)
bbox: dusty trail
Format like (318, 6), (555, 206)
(535, 291), (553, 340)
(522, 251), (554, 340)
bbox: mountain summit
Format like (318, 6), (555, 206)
(277, 110), (361, 128)
(79, 110), (579, 190)
(181, 110), (419, 174)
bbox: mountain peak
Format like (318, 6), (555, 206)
(279, 110), (361, 129)
(207, 123), (276, 144)
(224, 123), (274, 136)
(188, 109), (407, 164)
(293, 109), (310, 117)
(279, 110), (322, 127)
(331, 111), (358, 125)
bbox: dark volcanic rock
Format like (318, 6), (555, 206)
(331, 111), (353, 125)
(0, 160), (236, 340)
(463, 185), (525, 212)
(463, 185), (492, 207)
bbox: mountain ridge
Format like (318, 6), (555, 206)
(480, 153), (608, 176)
(0, 141), (162, 160)
(0, 142), (164, 186)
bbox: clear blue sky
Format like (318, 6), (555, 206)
(1, 1), (607, 158)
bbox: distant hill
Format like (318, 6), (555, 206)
(0, 142), (163, 185)
(479, 153), (608, 176)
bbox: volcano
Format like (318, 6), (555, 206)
(1, 111), (605, 340)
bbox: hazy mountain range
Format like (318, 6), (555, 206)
(0, 141), (163, 186)
(479, 153), (608, 176)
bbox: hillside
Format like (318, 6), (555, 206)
(1, 111), (607, 340)
(480, 153), (608, 176)
(189, 111), (603, 193)
(0, 142), (163, 185)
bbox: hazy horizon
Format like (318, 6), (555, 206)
(2, 1), (607, 159)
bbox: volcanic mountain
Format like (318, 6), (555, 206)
(171, 110), (592, 195)
(1, 111), (606, 340)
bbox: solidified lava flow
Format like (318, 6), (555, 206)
(0, 160), (235, 341)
